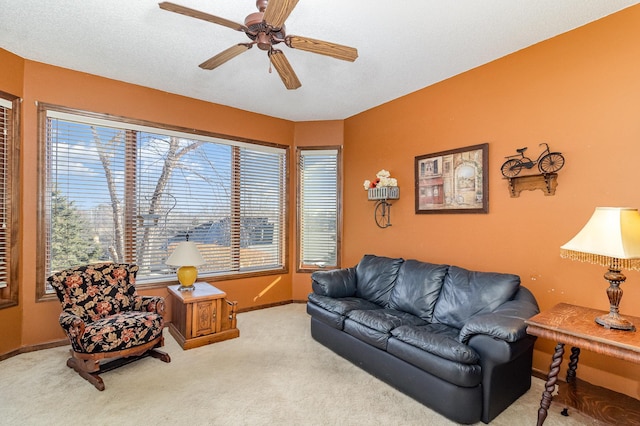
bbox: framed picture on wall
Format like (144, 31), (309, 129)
(414, 143), (488, 214)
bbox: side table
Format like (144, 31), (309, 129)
(167, 282), (239, 350)
(525, 303), (640, 425)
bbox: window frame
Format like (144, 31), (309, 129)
(296, 146), (342, 273)
(0, 91), (20, 309)
(36, 103), (289, 301)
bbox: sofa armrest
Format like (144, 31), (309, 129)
(311, 267), (357, 298)
(59, 312), (86, 351)
(458, 294), (540, 344)
(133, 295), (166, 316)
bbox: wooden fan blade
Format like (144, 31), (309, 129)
(159, 2), (248, 32)
(263, 0), (299, 30)
(268, 50), (301, 90)
(199, 44), (252, 70)
(287, 35), (358, 62)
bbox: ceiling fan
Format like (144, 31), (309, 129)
(159, 0), (359, 90)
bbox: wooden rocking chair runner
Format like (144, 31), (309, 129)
(48, 263), (171, 391)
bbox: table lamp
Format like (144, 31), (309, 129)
(560, 207), (640, 331)
(166, 241), (206, 291)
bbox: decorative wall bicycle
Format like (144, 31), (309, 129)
(500, 143), (566, 197)
(500, 143), (565, 177)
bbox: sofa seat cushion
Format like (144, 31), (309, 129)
(306, 300), (343, 330)
(387, 324), (482, 387)
(388, 260), (448, 322)
(344, 309), (427, 350)
(391, 324), (479, 364)
(308, 293), (382, 316)
(433, 265), (521, 329)
(77, 311), (164, 354)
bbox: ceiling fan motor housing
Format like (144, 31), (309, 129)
(245, 1), (286, 51)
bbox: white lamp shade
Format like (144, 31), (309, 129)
(561, 207), (640, 269)
(166, 241), (206, 267)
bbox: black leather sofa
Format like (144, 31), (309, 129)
(306, 255), (540, 424)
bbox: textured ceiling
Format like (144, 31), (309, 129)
(1, 0), (638, 121)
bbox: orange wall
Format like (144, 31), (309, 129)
(341, 5), (640, 398)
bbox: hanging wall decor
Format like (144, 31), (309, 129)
(500, 143), (565, 197)
(414, 143), (488, 214)
(364, 169), (399, 228)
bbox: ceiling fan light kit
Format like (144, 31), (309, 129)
(159, 0), (358, 89)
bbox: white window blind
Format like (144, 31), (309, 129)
(0, 97), (12, 289)
(43, 107), (287, 290)
(298, 148), (340, 269)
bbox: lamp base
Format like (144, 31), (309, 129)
(595, 313), (636, 331)
(177, 265), (198, 291)
(593, 265), (636, 331)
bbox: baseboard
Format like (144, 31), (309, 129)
(0, 338), (69, 362)
(237, 299), (307, 313)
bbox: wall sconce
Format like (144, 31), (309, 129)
(364, 169), (399, 228)
(368, 186), (400, 228)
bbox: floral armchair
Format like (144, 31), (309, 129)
(48, 262), (171, 390)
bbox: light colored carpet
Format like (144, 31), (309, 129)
(0, 303), (604, 425)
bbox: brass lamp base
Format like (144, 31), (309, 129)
(595, 266), (636, 331)
(595, 313), (635, 331)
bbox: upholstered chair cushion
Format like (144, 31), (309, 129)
(49, 263), (140, 322)
(71, 311), (164, 354)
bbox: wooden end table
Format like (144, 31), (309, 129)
(525, 303), (640, 425)
(167, 282), (239, 350)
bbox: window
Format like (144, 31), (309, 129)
(297, 147), (341, 271)
(0, 92), (19, 309)
(37, 104), (287, 298)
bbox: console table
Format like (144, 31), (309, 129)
(167, 282), (239, 350)
(525, 303), (640, 425)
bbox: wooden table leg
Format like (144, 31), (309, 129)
(538, 342), (565, 426)
(566, 346), (580, 383)
(561, 346), (581, 414)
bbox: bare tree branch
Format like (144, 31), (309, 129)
(91, 127), (125, 263)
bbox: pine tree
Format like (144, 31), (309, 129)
(51, 189), (103, 271)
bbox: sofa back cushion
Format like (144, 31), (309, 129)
(432, 265), (521, 329)
(355, 255), (404, 306)
(388, 260), (448, 321)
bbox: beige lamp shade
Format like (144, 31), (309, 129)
(560, 207), (640, 270)
(166, 241), (206, 267)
